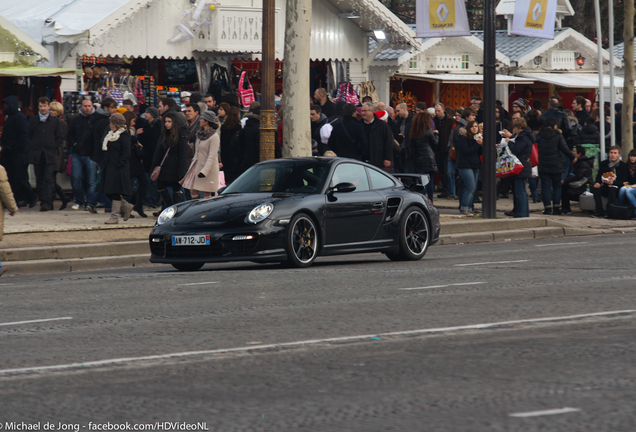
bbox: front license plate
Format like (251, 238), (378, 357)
(172, 235), (210, 246)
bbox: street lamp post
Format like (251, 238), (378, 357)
(481, 0), (497, 218)
(260, 0), (276, 161)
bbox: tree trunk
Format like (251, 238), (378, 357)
(282, 0), (312, 158)
(621, 0), (634, 153)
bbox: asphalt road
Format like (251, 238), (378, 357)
(1, 233), (636, 431)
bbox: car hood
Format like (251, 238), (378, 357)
(173, 193), (297, 225)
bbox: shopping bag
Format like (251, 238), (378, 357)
(238, 71), (255, 107)
(496, 139), (524, 178)
(530, 142), (539, 167)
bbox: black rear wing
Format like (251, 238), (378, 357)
(392, 174), (430, 192)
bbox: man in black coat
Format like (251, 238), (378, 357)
(540, 97), (572, 139)
(359, 103), (393, 172)
(68, 98), (98, 210)
(158, 97), (187, 129)
(313, 88), (335, 119)
(327, 103), (367, 160)
(395, 102), (413, 172)
(310, 105), (328, 155)
(571, 96), (589, 125)
(591, 145), (627, 217)
(433, 103), (455, 197)
(562, 145), (594, 214)
(0, 95), (38, 207)
(27, 97), (63, 211)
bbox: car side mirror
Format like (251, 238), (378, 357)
(217, 186), (227, 194)
(330, 182), (356, 194)
(327, 182), (356, 202)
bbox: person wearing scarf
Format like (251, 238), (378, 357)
(591, 145), (627, 218)
(180, 110), (221, 198)
(96, 113), (133, 224)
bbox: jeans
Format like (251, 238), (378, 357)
(458, 168), (479, 211)
(540, 173), (563, 208)
(561, 153), (573, 181)
(592, 184), (619, 213)
(618, 186), (636, 212)
(71, 154), (98, 207)
(528, 177), (539, 201)
(447, 158), (457, 197)
(435, 151), (448, 194)
(33, 153), (55, 206)
(514, 178), (529, 217)
(145, 175), (161, 207)
(424, 177), (434, 201)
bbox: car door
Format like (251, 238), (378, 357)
(324, 163), (386, 245)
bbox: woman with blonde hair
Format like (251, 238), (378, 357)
(180, 110), (221, 198)
(48, 101), (71, 209)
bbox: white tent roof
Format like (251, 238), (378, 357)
(2, 0), (143, 43)
(0, 14), (50, 61)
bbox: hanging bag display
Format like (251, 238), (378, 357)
(238, 71), (255, 107)
(358, 81), (379, 103)
(495, 139), (524, 178)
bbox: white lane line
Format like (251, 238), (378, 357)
(400, 282), (486, 291)
(179, 281), (220, 286)
(535, 242), (588, 247)
(0, 317), (72, 327)
(455, 260), (529, 267)
(0, 283), (14, 286)
(0, 310), (633, 377)
(510, 407), (581, 417)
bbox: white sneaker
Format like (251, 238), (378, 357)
(71, 204), (80, 210)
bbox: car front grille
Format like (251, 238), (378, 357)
(151, 237), (259, 259)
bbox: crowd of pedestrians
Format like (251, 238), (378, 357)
(2, 89), (636, 223)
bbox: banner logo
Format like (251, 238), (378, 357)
(430, 0), (455, 29)
(525, 0), (547, 29)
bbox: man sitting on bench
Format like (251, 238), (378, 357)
(591, 145), (627, 218)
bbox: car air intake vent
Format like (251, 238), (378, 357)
(386, 197), (402, 220)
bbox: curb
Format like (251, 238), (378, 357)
(3, 254), (158, 277)
(436, 227), (603, 245)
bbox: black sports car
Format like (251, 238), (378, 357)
(149, 157), (440, 271)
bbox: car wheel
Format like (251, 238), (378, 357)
(171, 263), (204, 271)
(397, 207), (430, 261)
(286, 213), (318, 268)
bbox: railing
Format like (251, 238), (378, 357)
(193, 7), (281, 53)
(549, 51), (575, 70)
(432, 55), (467, 71)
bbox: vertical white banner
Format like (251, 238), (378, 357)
(510, 0), (558, 39)
(416, 0), (471, 38)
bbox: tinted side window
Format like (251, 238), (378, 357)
(330, 163), (370, 192)
(367, 168), (396, 190)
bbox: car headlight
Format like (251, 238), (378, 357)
(157, 206), (176, 225)
(247, 203), (274, 224)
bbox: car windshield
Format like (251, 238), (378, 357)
(222, 160), (330, 194)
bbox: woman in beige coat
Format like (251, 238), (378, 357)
(180, 110), (221, 198)
(0, 155), (19, 276)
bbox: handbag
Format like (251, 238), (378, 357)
(495, 139), (524, 178)
(449, 146), (457, 161)
(150, 148), (171, 182)
(606, 203), (635, 220)
(238, 71), (255, 107)
(65, 154), (73, 176)
(530, 142), (539, 167)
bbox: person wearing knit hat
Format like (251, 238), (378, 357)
(109, 112), (126, 129)
(180, 109), (221, 198)
(201, 110), (220, 127)
(96, 112), (133, 224)
(145, 107), (159, 121)
(512, 98), (527, 113)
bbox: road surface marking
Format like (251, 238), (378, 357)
(0, 283), (14, 286)
(179, 281), (220, 286)
(0, 310), (633, 377)
(510, 407), (581, 417)
(400, 282), (486, 290)
(535, 242), (588, 247)
(455, 260), (529, 267)
(0, 317), (72, 327)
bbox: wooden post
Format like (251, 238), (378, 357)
(260, 0), (276, 161)
(621, 0), (635, 153)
